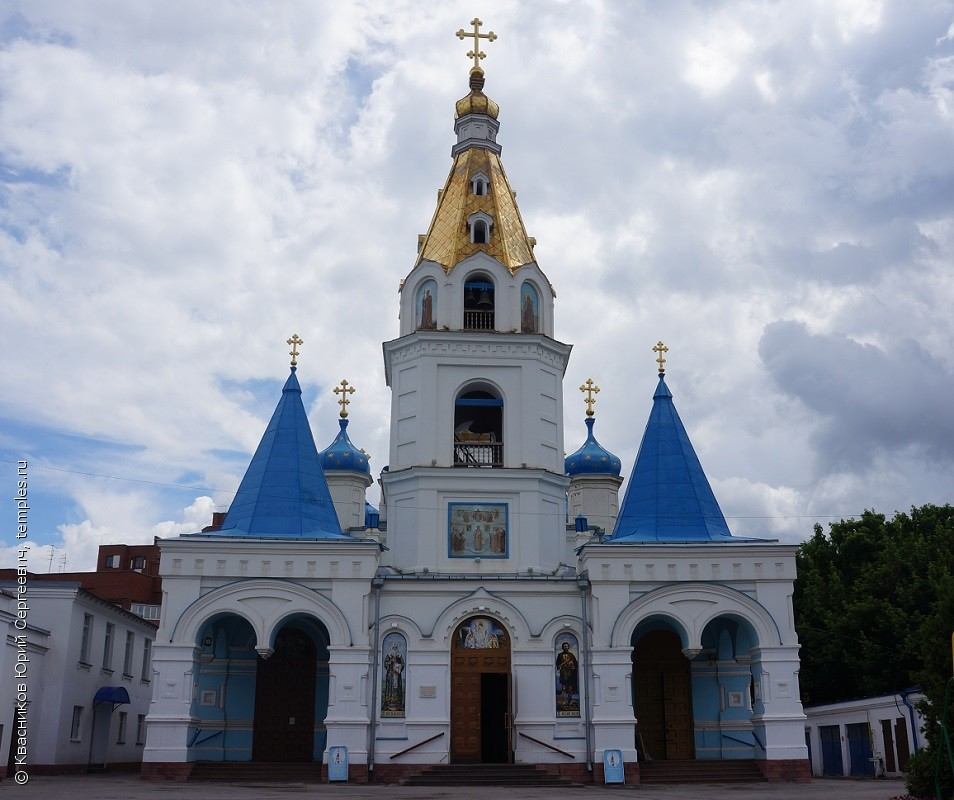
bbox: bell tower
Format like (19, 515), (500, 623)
(382, 22), (571, 573)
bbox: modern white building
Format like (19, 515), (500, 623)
(142, 42), (810, 785)
(804, 692), (926, 778)
(0, 581), (155, 775)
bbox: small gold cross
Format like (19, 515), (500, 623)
(333, 379), (356, 418)
(579, 378), (600, 417)
(456, 18), (497, 70)
(653, 341), (669, 374)
(286, 334), (304, 367)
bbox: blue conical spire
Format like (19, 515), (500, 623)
(215, 368), (347, 539)
(610, 373), (736, 542)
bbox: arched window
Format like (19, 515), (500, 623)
(415, 279), (437, 330)
(471, 175), (488, 196)
(463, 274), (494, 330)
(454, 387), (503, 467)
(467, 211), (493, 245)
(380, 632), (407, 718)
(520, 282), (540, 333)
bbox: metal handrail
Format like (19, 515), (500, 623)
(518, 731), (575, 759)
(454, 441), (503, 467)
(721, 732), (763, 752)
(388, 731), (445, 760)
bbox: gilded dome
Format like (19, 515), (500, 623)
(455, 67), (499, 120)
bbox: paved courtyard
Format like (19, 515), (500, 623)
(0, 774), (912, 800)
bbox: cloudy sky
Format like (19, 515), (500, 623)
(2, 1), (953, 572)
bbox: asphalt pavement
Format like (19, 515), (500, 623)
(0, 774), (914, 800)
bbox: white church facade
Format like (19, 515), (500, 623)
(142, 28), (810, 784)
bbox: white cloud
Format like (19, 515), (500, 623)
(0, 496), (214, 573)
(1, 1), (953, 569)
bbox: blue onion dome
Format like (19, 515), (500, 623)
(565, 417), (622, 477)
(319, 418), (371, 474)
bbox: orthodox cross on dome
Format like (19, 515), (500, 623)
(579, 378), (600, 417)
(286, 334), (304, 368)
(653, 341), (669, 374)
(333, 379), (356, 418)
(456, 18), (497, 70)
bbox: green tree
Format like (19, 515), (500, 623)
(795, 505), (954, 704)
(794, 504), (954, 796)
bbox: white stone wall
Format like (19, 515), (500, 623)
(398, 255), (555, 338)
(144, 536), (380, 766)
(381, 468), (569, 573)
(579, 541), (808, 765)
(325, 470), (374, 532)
(567, 473), (623, 538)
(383, 335), (571, 472)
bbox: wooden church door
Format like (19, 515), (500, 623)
(663, 671), (693, 759)
(449, 616), (512, 763)
(253, 627), (317, 761)
(633, 630), (695, 760)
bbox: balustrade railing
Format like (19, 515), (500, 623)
(463, 310), (495, 330)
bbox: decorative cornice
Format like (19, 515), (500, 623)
(383, 332), (571, 384)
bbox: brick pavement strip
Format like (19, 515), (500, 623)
(0, 775), (910, 800)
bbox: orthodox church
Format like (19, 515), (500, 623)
(142, 23), (810, 784)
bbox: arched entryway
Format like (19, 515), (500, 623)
(695, 615), (760, 759)
(632, 627), (694, 760)
(191, 614), (258, 762)
(450, 616), (512, 763)
(190, 614), (330, 763)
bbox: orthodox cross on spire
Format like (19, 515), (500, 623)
(579, 378), (601, 417)
(456, 18), (497, 70)
(286, 334), (304, 368)
(653, 341), (669, 374)
(333, 379), (356, 418)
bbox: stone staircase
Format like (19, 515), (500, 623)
(639, 758), (765, 784)
(189, 761), (324, 783)
(402, 763), (577, 786)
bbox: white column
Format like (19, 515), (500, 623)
(750, 646), (809, 761)
(323, 644), (373, 764)
(143, 643), (200, 763)
(589, 646), (638, 764)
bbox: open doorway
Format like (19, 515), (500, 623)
(481, 673), (509, 763)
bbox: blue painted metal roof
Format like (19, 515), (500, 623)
(93, 686), (130, 705)
(319, 418), (371, 474)
(365, 500), (380, 528)
(215, 368), (347, 539)
(610, 374), (740, 542)
(565, 417), (622, 477)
